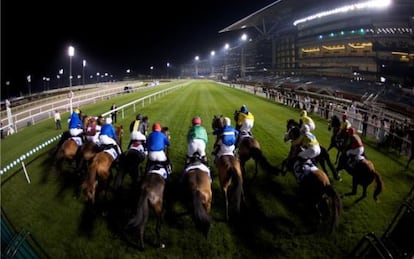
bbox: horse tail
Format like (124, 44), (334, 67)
(325, 184), (341, 234)
(372, 170), (384, 201)
(126, 189), (149, 231)
(193, 190), (211, 237)
(250, 147), (279, 174)
(230, 166), (243, 214)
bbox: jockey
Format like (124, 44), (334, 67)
(99, 117), (122, 156)
(128, 130), (147, 154)
(299, 110), (315, 132)
(338, 113), (352, 137)
(236, 105), (254, 135)
(138, 116), (149, 136)
(68, 109), (84, 138)
(129, 114), (142, 133)
(146, 122), (171, 172)
(343, 127), (364, 168)
(85, 117), (101, 145)
(294, 125), (321, 163)
(186, 117), (208, 165)
(213, 117), (239, 159)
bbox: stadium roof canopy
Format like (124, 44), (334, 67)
(219, 0), (357, 35)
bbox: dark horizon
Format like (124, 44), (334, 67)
(1, 0), (276, 98)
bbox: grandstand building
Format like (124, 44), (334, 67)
(181, 0), (413, 87)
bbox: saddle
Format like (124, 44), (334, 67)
(347, 155), (365, 170)
(186, 152), (207, 167)
(293, 159), (318, 183)
(147, 159), (172, 175)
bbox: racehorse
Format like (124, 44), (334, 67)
(282, 141), (341, 233)
(81, 124), (123, 203)
(284, 119), (341, 181)
(81, 149), (115, 204)
(79, 122), (123, 175)
(125, 161), (168, 250)
(181, 153), (212, 236)
(233, 111), (279, 178)
(336, 152), (384, 202)
(212, 115), (244, 221)
(123, 127), (171, 249)
(113, 144), (146, 190)
(55, 114), (90, 172)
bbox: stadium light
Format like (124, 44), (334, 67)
(210, 51), (215, 77)
(240, 34), (248, 78)
(68, 46), (75, 114)
(82, 59), (86, 86)
(293, 0), (392, 26)
(224, 43), (230, 79)
(194, 56), (199, 76)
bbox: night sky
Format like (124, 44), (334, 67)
(1, 0), (275, 97)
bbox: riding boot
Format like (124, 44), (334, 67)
(201, 156), (208, 166)
(211, 145), (219, 156)
(165, 159), (172, 175)
(185, 155), (191, 167)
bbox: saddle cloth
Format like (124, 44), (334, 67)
(148, 168), (168, 179)
(293, 159), (318, 183)
(184, 163), (211, 181)
(103, 148), (118, 160)
(71, 137), (83, 146)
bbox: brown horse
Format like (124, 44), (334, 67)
(212, 115), (244, 221)
(216, 155), (244, 222)
(55, 114), (90, 172)
(182, 155), (212, 236)
(337, 152), (384, 202)
(125, 167), (167, 250)
(283, 143), (342, 233)
(238, 136), (279, 178)
(232, 111), (278, 177)
(79, 123), (123, 174)
(81, 150), (115, 204)
(55, 136), (81, 172)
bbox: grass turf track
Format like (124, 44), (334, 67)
(1, 79), (413, 259)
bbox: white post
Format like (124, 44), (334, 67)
(21, 161), (31, 184)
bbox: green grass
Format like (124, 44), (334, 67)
(1, 80), (413, 259)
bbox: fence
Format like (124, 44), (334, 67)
(0, 81), (190, 177)
(0, 81), (143, 135)
(225, 82), (413, 158)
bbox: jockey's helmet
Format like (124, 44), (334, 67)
(192, 117), (201, 125)
(342, 114), (348, 120)
(152, 122), (161, 132)
(74, 108), (80, 114)
(131, 131), (146, 141)
(106, 117), (112, 124)
(300, 110), (307, 117)
(224, 117), (231, 126)
(347, 127), (355, 135)
(89, 117), (96, 123)
(240, 105), (248, 114)
(136, 114), (143, 120)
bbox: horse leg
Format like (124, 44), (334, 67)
(113, 169), (125, 190)
(154, 201), (164, 248)
(240, 159), (247, 177)
(344, 177), (358, 197)
(323, 152), (341, 181)
(254, 159), (258, 179)
(356, 184), (368, 203)
(224, 189), (229, 222)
